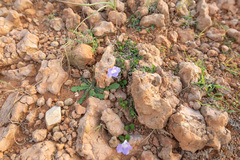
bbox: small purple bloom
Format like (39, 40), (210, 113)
(116, 140), (132, 155)
(107, 66), (121, 78)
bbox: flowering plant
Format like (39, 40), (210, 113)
(107, 66), (121, 78)
(116, 140), (132, 155)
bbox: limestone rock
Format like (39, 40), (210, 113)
(14, 0), (33, 11)
(62, 8), (81, 30)
(136, 43), (163, 68)
(140, 14), (165, 28)
(168, 106), (208, 153)
(208, 2), (219, 16)
(206, 27), (225, 42)
(1, 64), (37, 80)
(0, 7), (9, 17)
(108, 10), (127, 26)
(157, 0), (169, 25)
(35, 60), (68, 95)
(17, 29), (39, 56)
(32, 129), (47, 142)
(196, 0), (212, 31)
(95, 45), (115, 88)
(156, 35), (171, 48)
(201, 106), (231, 150)
(69, 44), (95, 69)
(158, 146), (182, 160)
(0, 124), (19, 152)
(217, 0), (236, 11)
(45, 106), (61, 130)
(101, 108), (124, 137)
(76, 97), (116, 160)
(131, 71), (179, 129)
(83, 6), (103, 27)
(226, 28), (240, 44)
(141, 151), (154, 160)
(178, 62), (201, 87)
(0, 10), (21, 36)
(93, 21), (116, 37)
(177, 28), (195, 43)
(50, 17), (64, 31)
(176, 0), (189, 16)
(17, 141), (56, 160)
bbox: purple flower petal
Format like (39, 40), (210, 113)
(116, 140), (132, 155)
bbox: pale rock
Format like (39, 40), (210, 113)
(45, 106), (61, 130)
(157, 0), (170, 25)
(156, 35), (171, 48)
(208, 2), (219, 16)
(178, 62), (201, 87)
(0, 124), (19, 152)
(168, 31), (178, 43)
(90, 0), (105, 9)
(196, 0), (212, 31)
(109, 136), (120, 148)
(1, 64), (37, 80)
(127, 0), (137, 13)
(177, 28), (195, 43)
(64, 80), (73, 86)
(69, 44), (95, 69)
(206, 27), (225, 42)
(136, 43), (163, 68)
(35, 60), (68, 95)
(176, 0), (189, 16)
(158, 146), (182, 160)
(17, 29), (39, 56)
(14, 0), (33, 11)
(217, 0), (236, 11)
(115, 0), (125, 12)
(168, 106), (208, 153)
(28, 51), (46, 62)
(76, 97), (116, 160)
(226, 28), (240, 44)
(16, 141), (56, 159)
(53, 131), (64, 141)
(74, 103), (86, 115)
(37, 96), (45, 107)
(108, 10), (127, 26)
(83, 6), (103, 27)
(93, 21), (116, 37)
(95, 45), (115, 88)
(50, 17), (64, 31)
(101, 108), (124, 137)
(187, 86), (204, 102)
(141, 151), (154, 160)
(46, 98), (53, 107)
(82, 70), (91, 78)
(114, 89), (127, 100)
(62, 8), (81, 30)
(56, 101), (64, 107)
(201, 106), (231, 150)
(0, 7), (8, 17)
(64, 98), (74, 106)
(140, 14), (165, 28)
(32, 129), (47, 142)
(131, 71), (178, 129)
(26, 110), (37, 126)
(207, 49), (218, 57)
(215, 78), (231, 96)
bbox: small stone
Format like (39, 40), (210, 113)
(45, 106), (61, 130)
(64, 98), (73, 106)
(46, 98), (53, 107)
(37, 96), (45, 107)
(32, 129), (47, 142)
(221, 45), (229, 52)
(109, 93), (116, 102)
(51, 41), (59, 47)
(61, 137), (67, 143)
(141, 151), (154, 160)
(50, 18), (64, 31)
(109, 136), (120, 148)
(82, 70), (91, 78)
(38, 112), (44, 119)
(74, 103), (86, 115)
(218, 54), (226, 62)
(56, 101), (64, 107)
(53, 131), (63, 141)
(64, 80), (72, 86)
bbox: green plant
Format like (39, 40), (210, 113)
(119, 98), (128, 109)
(141, 64), (156, 73)
(48, 13), (55, 20)
(115, 40), (143, 72)
(119, 134), (130, 142)
(222, 58), (240, 77)
(128, 11), (142, 31)
(179, 11), (196, 28)
(71, 77), (120, 104)
(147, 0), (158, 13)
(124, 123), (135, 132)
(118, 80), (128, 88)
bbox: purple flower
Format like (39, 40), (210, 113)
(116, 140), (132, 155)
(107, 66), (121, 78)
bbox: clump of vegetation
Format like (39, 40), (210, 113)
(71, 77), (120, 104)
(119, 123), (135, 142)
(179, 11), (196, 28)
(147, 0), (158, 14)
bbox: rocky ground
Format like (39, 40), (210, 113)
(0, 0), (240, 159)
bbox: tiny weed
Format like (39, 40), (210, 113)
(48, 13), (55, 20)
(222, 58), (240, 77)
(119, 134), (130, 142)
(141, 64), (156, 73)
(180, 11), (196, 28)
(71, 77), (120, 104)
(119, 98), (128, 109)
(124, 123), (135, 132)
(147, 0), (158, 14)
(118, 80), (128, 88)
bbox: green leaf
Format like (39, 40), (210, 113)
(129, 124), (135, 131)
(124, 126), (130, 131)
(106, 83), (120, 91)
(94, 93), (105, 100)
(227, 110), (236, 113)
(125, 134), (130, 141)
(119, 136), (125, 142)
(71, 85), (89, 92)
(78, 97), (85, 104)
(89, 89), (96, 97)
